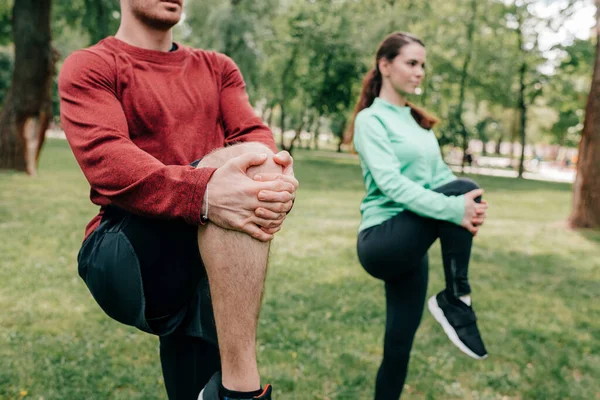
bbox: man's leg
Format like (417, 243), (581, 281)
(196, 142), (280, 392)
(160, 335), (221, 399)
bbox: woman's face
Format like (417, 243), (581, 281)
(379, 42), (426, 96)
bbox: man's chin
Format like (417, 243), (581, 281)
(137, 13), (181, 31)
(151, 17), (180, 30)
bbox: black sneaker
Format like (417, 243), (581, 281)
(427, 290), (488, 359)
(198, 372), (273, 400)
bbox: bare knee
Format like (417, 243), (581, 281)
(231, 142), (282, 177)
(246, 153), (282, 179)
(197, 142), (282, 178)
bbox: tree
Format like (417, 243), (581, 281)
(0, 0), (13, 106)
(0, 0), (11, 45)
(511, 1), (547, 177)
(182, 0), (277, 99)
(458, 1), (520, 156)
(258, 1), (315, 153)
(454, 0), (478, 171)
(82, 0), (119, 44)
(0, 51), (12, 106)
(0, 0), (57, 175)
(52, 0), (119, 46)
(570, 0), (600, 229)
(547, 39), (595, 150)
(302, 1), (364, 152)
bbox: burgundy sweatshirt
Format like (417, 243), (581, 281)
(58, 37), (277, 240)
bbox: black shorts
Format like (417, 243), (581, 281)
(76, 165), (217, 342)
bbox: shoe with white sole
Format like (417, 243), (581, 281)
(428, 290), (488, 360)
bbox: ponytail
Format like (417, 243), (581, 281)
(407, 101), (439, 130)
(345, 68), (382, 143)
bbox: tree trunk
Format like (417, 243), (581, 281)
(263, 107), (273, 127)
(336, 120), (347, 153)
(570, 3), (600, 229)
(516, 13), (527, 178)
(278, 46), (299, 152)
(311, 114), (321, 150)
(495, 136), (502, 155)
(279, 102), (287, 150)
(285, 109), (307, 156)
(303, 111), (316, 149)
(458, 0), (478, 173)
(509, 108), (519, 162)
(0, 0), (57, 175)
(517, 61), (527, 178)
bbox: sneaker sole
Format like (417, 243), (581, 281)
(427, 295), (488, 360)
(198, 388), (205, 400)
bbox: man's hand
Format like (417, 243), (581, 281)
(252, 151), (298, 233)
(273, 150), (295, 175)
(205, 153), (296, 241)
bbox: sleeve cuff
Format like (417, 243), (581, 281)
(448, 195), (466, 226)
(185, 166), (218, 226)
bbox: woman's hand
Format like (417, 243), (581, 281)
(471, 199), (488, 229)
(461, 189), (488, 235)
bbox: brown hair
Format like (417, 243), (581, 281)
(346, 32), (439, 143)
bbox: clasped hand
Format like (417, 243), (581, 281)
(206, 151), (298, 241)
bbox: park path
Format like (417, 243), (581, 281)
(308, 150), (575, 184)
(47, 129), (576, 184)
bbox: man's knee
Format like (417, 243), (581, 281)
(197, 142), (276, 171)
(229, 142), (273, 156)
(247, 154), (282, 179)
(226, 142), (282, 178)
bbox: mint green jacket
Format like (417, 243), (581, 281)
(354, 97), (465, 231)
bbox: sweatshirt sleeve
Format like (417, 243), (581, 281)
(218, 54), (277, 152)
(353, 113), (465, 225)
(431, 139), (458, 188)
(58, 50), (216, 225)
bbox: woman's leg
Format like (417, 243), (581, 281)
(375, 256), (429, 400)
(357, 211), (438, 282)
(358, 213), (438, 399)
(429, 178), (488, 359)
(433, 178), (481, 298)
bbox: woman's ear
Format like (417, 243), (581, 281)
(378, 58), (389, 78)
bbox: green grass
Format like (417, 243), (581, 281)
(1, 140), (599, 400)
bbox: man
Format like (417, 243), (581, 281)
(58, 1), (298, 399)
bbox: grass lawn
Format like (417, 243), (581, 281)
(1, 140), (598, 400)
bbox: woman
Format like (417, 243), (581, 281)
(350, 32), (489, 399)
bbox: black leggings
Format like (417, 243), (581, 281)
(357, 178), (480, 399)
(159, 335), (221, 400)
(84, 202), (221, 399)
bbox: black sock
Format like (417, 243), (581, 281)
(220, 384), (263, 399)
